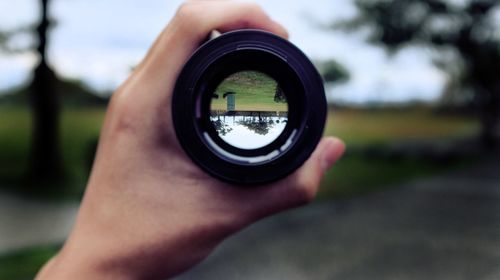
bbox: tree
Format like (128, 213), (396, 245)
(338, 0), (500, 146)
(274, 85), (286, 103)
(211, 118), (233, 136)
(237, 117), (274, 135)
(29, 0), (63, 183)
(320, 60), (350, 84)
(1, 0), (62, 184)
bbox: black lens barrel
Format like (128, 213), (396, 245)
(172, 30), (326, 185)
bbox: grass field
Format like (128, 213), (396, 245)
(325, 108), (478, 146)
(210, 71), (288, 112)
(0, 106), (104, 198)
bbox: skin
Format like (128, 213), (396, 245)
(36, 1), (345, 279)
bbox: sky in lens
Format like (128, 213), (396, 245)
(0, 0), (447, 104)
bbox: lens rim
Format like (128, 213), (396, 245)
(172, 30), (326, 185)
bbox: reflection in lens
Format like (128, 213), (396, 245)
(210, 71), (288, 150)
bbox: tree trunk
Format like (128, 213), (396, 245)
(28, 0), (63, 183)
(478, 92), (500, 148)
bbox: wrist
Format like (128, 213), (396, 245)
(36, 197), (247, 280)
(36, 247), (135, 280)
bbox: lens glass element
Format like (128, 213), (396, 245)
(209, 71), (288, 150)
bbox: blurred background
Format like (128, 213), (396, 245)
(1, 0), (499, 279)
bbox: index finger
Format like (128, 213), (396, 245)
(142, 1), (289, 83)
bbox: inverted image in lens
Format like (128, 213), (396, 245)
(209, 71), (288, 150)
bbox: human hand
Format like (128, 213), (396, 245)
(36, 1), (345, 279)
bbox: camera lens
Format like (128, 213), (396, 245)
(172, 30), (326, 185)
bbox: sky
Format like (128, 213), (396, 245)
(0, 0), (447, 104)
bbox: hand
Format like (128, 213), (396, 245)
(36, 1), (345, 279)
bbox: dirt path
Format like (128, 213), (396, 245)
(0, 193), (78, 253)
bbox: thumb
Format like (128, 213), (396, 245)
(295, 137), (346, 198)
(237, 137), (345, 222)
(264, 137), (345, 210)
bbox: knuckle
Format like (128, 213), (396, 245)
(243, 2), (264, 14)
(297, 185), (317, 204)
(107, 90), (141, 136)
(108, 89), (127, 116)
(292, 178), (317, 204)
(238, 3), (268, 29)
(175, 3), (202, 27)
(239, 3), (265, 25)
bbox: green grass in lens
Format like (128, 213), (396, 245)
(210, 71), (288, 112)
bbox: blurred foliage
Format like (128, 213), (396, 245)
(336, 0), (499, 52)
(336, 0), (500, 145)
(0, 106), (104, 200)
(0, 244), (60, 280)
(0, 79), (109, 107)
(274, 85), (287, 103)
(318, 60), (350, 84)
(0, 26), (34, 54)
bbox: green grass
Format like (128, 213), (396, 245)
(0, 107), (31, 183)
(325, 108), (478, 146)
(0, 105), (105, 199)
(211, 71), (288, 112)
(0, 244), (60, 280)
(59, 107), (104, 182)
(318, 155), (472, 199)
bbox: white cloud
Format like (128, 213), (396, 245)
(0, 0), (38, 29)
(50, 46), (143, 92)
(0, 53), (37, 91)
